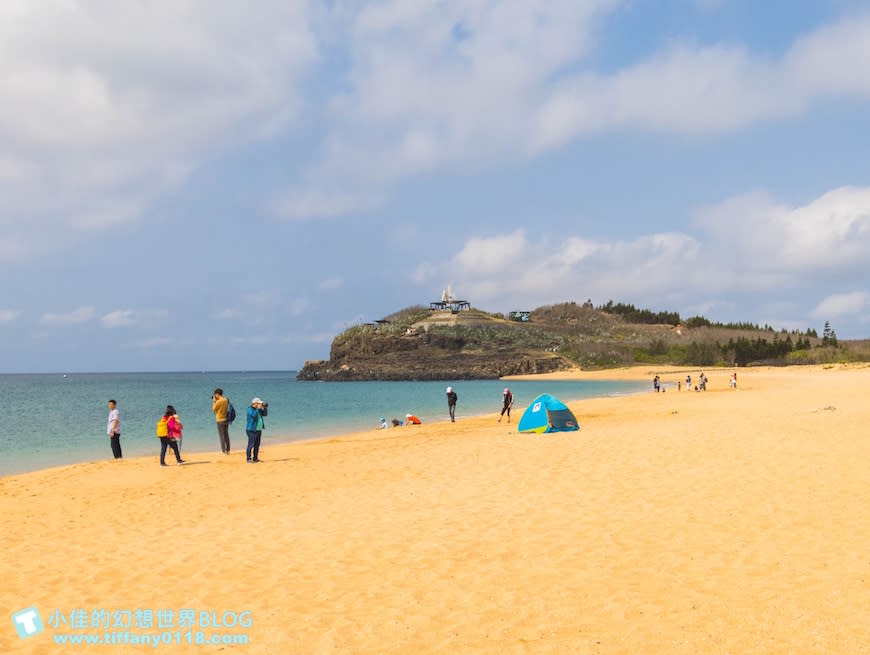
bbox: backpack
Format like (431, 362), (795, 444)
(156, 416), (169, 437)
(227, 401), (236, 424)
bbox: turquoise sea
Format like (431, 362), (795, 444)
(0, 371), (647, 476)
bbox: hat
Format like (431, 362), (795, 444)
(380, 416), (386, 421)
(446, 386), (452, 393)
(406, 413), (412, 418)
(252, 397), (263, 405)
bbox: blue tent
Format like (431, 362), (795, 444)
(517, 393), (580, 433)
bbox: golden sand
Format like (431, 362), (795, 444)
(3, 365), (870, 653)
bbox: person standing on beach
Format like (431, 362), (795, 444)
(245, 397), (268, 463)
(446, 386), (458, 422)
(498, 388), (514, 422)
(106, 399), (122, 459)
(157, 406), (184, 466)
(212, 388), (231, 455)
(167, 408), (185, 459)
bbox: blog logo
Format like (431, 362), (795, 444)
(12, 607), (44, 639)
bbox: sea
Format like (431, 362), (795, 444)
(0, 371), (647, 476)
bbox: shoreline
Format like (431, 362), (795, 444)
(1, 363), (856, 481)
(0, 374), (649, 480)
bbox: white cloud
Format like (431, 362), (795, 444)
(416, 184), (870, 312)
(39, 306), (95, 325)
(419, 229), (700, 310)
(0, 309), (20, 324)
(0, 1), (318, 260)
(319, 276), (344, 291)
(101, 310), (135, 328)
(279, 7), (870, 219)
(215, 308), (240, 320)
(694, 186), (870, 275)
(288, 297), (311, 317)
(812, 291), (870, 318)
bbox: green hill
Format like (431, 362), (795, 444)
(296, 302), (868, 381)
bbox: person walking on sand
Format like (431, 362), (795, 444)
(167, 407), (185, 460)
(212, 388), (231, 455)
(498, 388), (514, 422)
(106, 399), (122, 459)
(246, 397), (268, 463)
(446, 386), (458, 422)
(157, 405), (184, 466)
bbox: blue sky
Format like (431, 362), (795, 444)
(1, 0), (869, 372)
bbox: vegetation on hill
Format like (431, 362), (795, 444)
(297, 299), (870, 380)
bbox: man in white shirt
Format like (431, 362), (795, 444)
(107, 399), (122, 459)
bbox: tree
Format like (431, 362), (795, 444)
(822, 321), (839, 347)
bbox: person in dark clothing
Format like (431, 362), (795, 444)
(446, 386), (458, 422)
(498, 387), (514, 423)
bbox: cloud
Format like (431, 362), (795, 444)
(812, 291), (870, 318)
(416, 184), (870, 313)
(288, 297), (311, 317)
(0, 309), (20, 324)
(278, 7), (870, 219)
(101, 310), (135, 328)
(417, 229), (701, 310)
(693, 186), (870, 276)
(215, 308), (240, 320)
(319, 276), (344, 291)
(39, 306), (95, 325)
(0, 2), (318, 260)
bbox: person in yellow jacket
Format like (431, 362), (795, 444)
(212, 388), (231, 455)
(157, 405), (184, 467)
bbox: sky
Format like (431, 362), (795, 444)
(1, 0), (870, 373)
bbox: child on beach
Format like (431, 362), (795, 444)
(167, 409), (184, 457)
(157, 405), (184, 467)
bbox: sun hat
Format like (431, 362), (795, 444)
(406, 413), (412, 418)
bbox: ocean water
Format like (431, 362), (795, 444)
(0, 371), (647, 476)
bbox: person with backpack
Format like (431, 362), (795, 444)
(245, 397), (268, 463)
(157, 405), (184, 466)
(212, 388), (234, 455)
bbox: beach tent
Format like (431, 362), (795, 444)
(517, 393), (580, 433)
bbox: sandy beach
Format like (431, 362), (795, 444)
(3, 364), (870, 654)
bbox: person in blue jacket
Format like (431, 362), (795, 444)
(246, 397), (268, 463)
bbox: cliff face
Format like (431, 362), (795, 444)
(296, 308), (580, 381)
(296, 352), (574, 381)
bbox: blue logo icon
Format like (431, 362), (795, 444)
(12, 607), (44, 639)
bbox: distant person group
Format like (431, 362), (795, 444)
(103, 389), (269, 466)
(654, 372), (715, 392)
(377, 385), (516, 429)
(380, 413), (423, 428)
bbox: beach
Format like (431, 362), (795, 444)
(3, 364), (870, 653)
